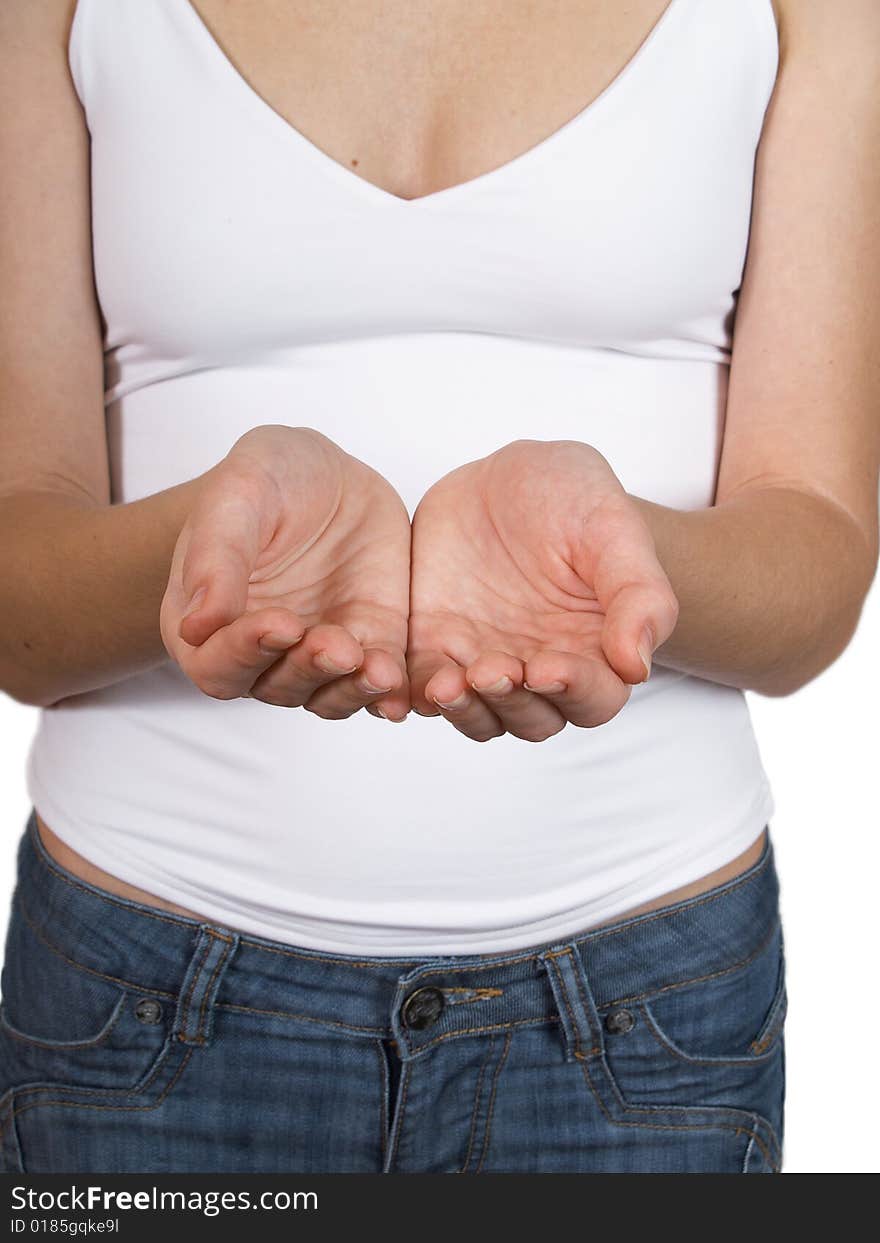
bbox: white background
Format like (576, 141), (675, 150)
(0, 577), (876, 1175)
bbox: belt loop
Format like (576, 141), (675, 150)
(172, 925), (239, 1047)
(538, 944), (605, 1064)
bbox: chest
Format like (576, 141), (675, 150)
(184, 0), (676, 202)
(76, 0), (776, 365)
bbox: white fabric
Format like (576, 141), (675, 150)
(27, 0), (779, 953)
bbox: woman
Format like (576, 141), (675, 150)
(0, 0), (876, 1175)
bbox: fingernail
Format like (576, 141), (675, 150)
(638, 627), (654, 680)
(182, 586), (207, 618)
(471, 676), (513, 695)
(376, 707), (406, 723)
(523, 680), (566, 694)
(315, 652), (359, 675)
(433, 692), (469, 710)
(360, 677), (395, 694)
(258, 631), (304, 655)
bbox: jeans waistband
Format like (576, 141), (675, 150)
(13, 810), (779, 1061)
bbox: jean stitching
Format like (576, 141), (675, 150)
(8, 1032), (177, 1107)
(474, 1031), (512, 1174)
(639, 1000), (785, 1067)
(738, 1127), (777, 1173)
(26, 814), (770, 971)
(28, 824), (218, 929)
(545, 951), (583, 1058)
(750, 982), (788, 1054)
(0, 1043), (191, 1146)
(579, 1058), (780, 1172)
(410, 953), (538, 977)
(600, 1050), (782, 1168)
(742, 1130), (757, 1172)
(10, 1047), (194, 1124)
(0, 1095), (21, 1171)
(459, 1038), (495, 1174)
(14, 871), (778, 1053)
(385, 1061), (412, 1171)
(177, 935), (212, 1044)
(15, 893), (177, 1000)
(0, 992), (127, 1052)
(574, 844), (772, 949)
(406, 865), (773, 984)
(28, 820), (427, 966)
(594, 1049), (782, 1164)
(596, 919), (780, 1010)
(751, 1018), (785, 1056)
(217, 1002), (557, 1042)
(194, 939), (233, 1043)
(218, 1002), (387, 1035)
(569, 950), (604, 1058)
(374, 1041), (389, 1165)
(442, 988), (504, 1006)
(412, 1015), (559, 1055)
(243, 941), (423, 969)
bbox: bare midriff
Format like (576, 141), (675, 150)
(34, 809), (768, 938)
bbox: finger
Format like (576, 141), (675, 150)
(303, 647), (408, 721)
(178, 482), (273, 648)
(600, 580), (679, 685)
(465, 652), (566, 743)
(177, 607), (307, 700)
(577, 503), (679, 685)
(423, 664), (505, 743)
(406, 649), (451, 717)
(523, 650), (631, 728)
(247, 622), (365, 707)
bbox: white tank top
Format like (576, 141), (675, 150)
(27, 0), (778, 954)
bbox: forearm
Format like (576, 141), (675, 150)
(0, 475), (208, 706)
(633, 485), (878, 696)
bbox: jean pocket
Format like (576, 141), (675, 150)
(0, 893), (173, 1098)
(639, 920), (787, 1065)
(592, 921), (787, 1170)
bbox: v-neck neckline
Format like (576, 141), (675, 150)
(175, 0), (685, 209)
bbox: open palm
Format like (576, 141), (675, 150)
(407, 439), (679, 741)
(160, 425), (411, 720)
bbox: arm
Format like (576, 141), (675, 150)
(405, 0), (879, 745)
(635, 0), (880, 697)
(0, 1), (411, 721)
(0, 485), (205, 707)
(634, 490), (875, 698)
(0, 0), (212, 707)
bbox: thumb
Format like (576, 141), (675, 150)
(576, 498), (679, 684)
(600, 580), (679, 685)
(176, 488), (269, 648)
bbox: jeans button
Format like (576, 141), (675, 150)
(134, 998), (163, 1025)
(402, 987), (445, 1030)
(605, 1008), (635, 1035)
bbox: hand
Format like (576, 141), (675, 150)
(407, 439), (679, 742)
(160, 425), (411, 720)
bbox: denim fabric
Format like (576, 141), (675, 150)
(0, 811), (786, 1173)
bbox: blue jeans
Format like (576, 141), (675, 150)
(0, 810), (786, 1173)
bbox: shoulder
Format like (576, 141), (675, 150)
(771, 0), (880, 74)
(0, 0), (80, 65)
(0, 0), (85, 146)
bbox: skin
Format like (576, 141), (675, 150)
(1, 0), (879, 922)
(407, 439), (678, 742)
(161, 425), (412, 721)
